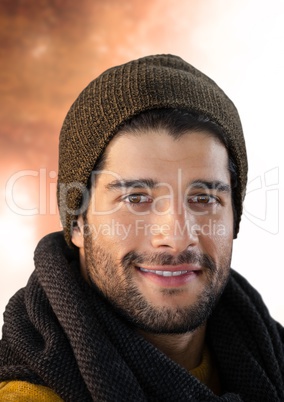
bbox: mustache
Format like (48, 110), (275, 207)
(122, 250), (216, 273)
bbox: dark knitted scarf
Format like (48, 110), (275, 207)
(0, 232), (284, 401)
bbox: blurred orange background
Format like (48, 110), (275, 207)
(1, 0), (284, 327)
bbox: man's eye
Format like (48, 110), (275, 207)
(124, 194), (152, 204)
(188, 194), (217, 204)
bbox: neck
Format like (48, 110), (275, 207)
(139, 324), (206, 371)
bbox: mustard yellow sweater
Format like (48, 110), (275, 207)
(0, 347), (220, 400)
(0, 380), (63, 401)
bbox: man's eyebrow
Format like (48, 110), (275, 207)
(106, 178), (158, 191)
(106, 178), (231, 193)
(189, 180), (231, 193)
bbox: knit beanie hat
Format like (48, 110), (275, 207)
(57, 54), (247, 246)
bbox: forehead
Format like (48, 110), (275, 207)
(103, 128), (229, 178)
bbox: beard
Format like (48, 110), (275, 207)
(84, 233), (232, 335)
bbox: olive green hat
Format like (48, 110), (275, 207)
(57, 54), (247, 246)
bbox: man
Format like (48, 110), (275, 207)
(0, 54), (283, 401)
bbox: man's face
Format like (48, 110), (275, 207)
(73, 129), (234, 334)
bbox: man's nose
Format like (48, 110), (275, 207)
(149, 200), (199, 253)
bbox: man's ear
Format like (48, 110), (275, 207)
(71, 215), (84, 248)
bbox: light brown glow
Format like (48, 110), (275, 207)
(1, 0), (284, 328)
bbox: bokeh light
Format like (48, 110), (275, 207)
(1, 0), (284, 328)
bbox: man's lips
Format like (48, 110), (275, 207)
(135, 264), (201, 278)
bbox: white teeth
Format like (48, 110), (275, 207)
(162, 271), (172, 277)
(139, 268), (188, 277)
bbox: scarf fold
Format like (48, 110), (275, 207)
(0, 231), (283, 401)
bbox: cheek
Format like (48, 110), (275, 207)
(86, 216), (142, 260)
(96, 209), (152, 245)
(197, 213), (234, 261)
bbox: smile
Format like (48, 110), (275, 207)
(139, 268), (189, 277)
(135, 264), (202, 288)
